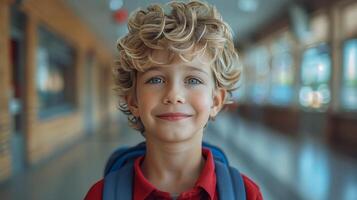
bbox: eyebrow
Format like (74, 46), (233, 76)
(142, 65), (210, 76)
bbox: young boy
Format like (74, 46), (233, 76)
(85, 1), (262, 199)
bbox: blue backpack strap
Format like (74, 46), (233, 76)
(104, 142), (146, 176)
(215, 160), (246, 200)
(229, 166), (246, 200)
(103, 160), (134, 200)
(203, 141), (229, 164)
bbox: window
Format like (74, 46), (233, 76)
(270, 36), (295, 106)
(36, 26), (77, 119)
(299, 43), (331, 111)
(245, 46), (271, 104)
(341, 38), (357, 110)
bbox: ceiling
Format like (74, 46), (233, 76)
(64, 0), (295, 53)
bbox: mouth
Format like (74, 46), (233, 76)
(156, 113), (192, 121)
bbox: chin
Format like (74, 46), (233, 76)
(154, 128), (203, 143)
(159, 133), (193, 143)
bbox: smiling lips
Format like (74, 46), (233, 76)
(156, 113), (192, 121)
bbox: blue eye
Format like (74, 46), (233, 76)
(186, 78), (202, 85)
(147, 77), (164, 84)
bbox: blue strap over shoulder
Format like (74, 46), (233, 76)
(103, 160), (134, 200)
(103, 142), (246, 200)
(215, 160), (246, 200)
(104, 142), (146, 176)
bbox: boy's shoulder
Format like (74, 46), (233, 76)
(84, 179), (104, 200)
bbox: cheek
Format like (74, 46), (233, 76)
(190, 90), (213, 111)
(136, 89), (158, 111)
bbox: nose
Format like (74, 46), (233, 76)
(162, 82), (186, 104)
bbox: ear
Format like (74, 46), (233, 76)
(210, 88), (227, 118)
(125, 93), (140, 117)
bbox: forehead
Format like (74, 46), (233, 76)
(149, 49), (213, 71)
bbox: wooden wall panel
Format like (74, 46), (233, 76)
(0, 0), (12, 182)
(17, 0), (114, 166)
(27, 113), (83, 163)
(21, 0), (112, 60)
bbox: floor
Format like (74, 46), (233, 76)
(0, 112), (356, 200)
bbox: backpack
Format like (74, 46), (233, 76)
(103, 141), (246, 200)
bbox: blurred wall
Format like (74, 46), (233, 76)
(237, 0), (357, 154)
(0, 0), (115, 182)
(0, 0), (12, 183)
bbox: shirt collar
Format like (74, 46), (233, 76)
(134, 156), (156, 200)
(195, 148), (216, 199)
(133, 147), (216, 200)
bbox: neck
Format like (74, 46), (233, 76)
(141, 133), (205, 194)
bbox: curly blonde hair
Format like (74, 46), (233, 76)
(114, 0), (241, 133)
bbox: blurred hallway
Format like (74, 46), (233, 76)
(1, 112), (356, 200)
(1, 0), (357, 199)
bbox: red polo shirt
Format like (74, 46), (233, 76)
(133, 148), (217, 200)
(84, 149), (263, 200)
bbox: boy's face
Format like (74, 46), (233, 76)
(127, 50), (226, 143)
